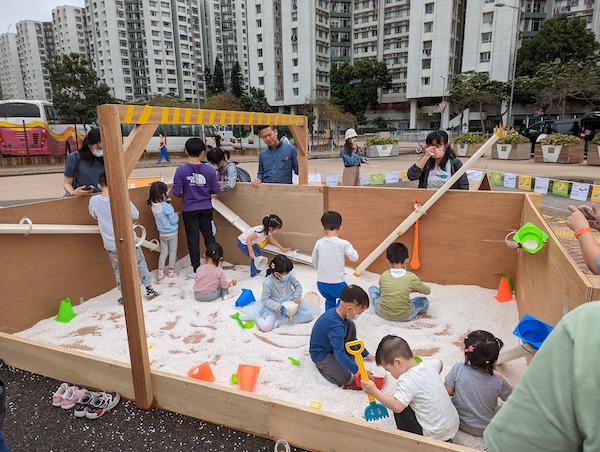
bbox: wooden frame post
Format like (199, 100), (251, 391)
(290, 116), (308, 185)
(97, 104), (154, 409)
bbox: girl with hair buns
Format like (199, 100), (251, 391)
(444, 330), (513, 436)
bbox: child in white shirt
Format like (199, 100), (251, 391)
(311, 211), (358, 310)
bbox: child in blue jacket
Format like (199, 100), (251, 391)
(148, 181), (179, 281)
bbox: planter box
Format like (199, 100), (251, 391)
(587, 145), (600, 165)
(455, 143), (483, 157)
(535, 144), (584, 163)
(365, 144), (399, 158)
(493, 144), (531, 160)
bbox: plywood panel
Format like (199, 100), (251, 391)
(213, 183), (324, 266)
(268, 401), (469, 452)
(0, 333), (135, 398)
(326, 187), (525, 289)
(516, 196), (594, 326)
(152, 371), (270, 436)
(0, 189), (185, 333)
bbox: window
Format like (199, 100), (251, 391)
(292, 73), (298, 81)
(421, 77), (430, 85)
(483, 12), (494, 24)
(422, 59), (431, 69)
(293, 58), (298, 66)
(256, 19), (262, 28)
(293, 88), (299, 95)
(424, 22), (433, 33)
(256, 5), (261, 14)
(257, 49), (263, 57)
(480, 52), (491, 62)
(481, 32), (492, 43)
(258, 76), (264, 85)
(422, 40), (432, 56)
(425, 3), (434, 14)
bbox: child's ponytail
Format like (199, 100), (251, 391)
(260, 214), (283, 237)
(205, 242), (224, 264)
(464, 330), (503, 375)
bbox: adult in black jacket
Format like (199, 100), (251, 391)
(407, 130), (469, 190)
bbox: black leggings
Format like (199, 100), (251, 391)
(394, 406), (423, 436)
(182, 208), (215, 272)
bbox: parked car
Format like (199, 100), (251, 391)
(519, 112), (600, 156)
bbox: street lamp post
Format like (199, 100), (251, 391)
(495, 3), (521, 129)
(440, 75), (446, 129)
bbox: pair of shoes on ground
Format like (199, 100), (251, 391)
(52, 383), (120, 418)
(117, 286), (160, 305)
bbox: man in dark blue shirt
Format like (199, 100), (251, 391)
(252, 126), (298, 186)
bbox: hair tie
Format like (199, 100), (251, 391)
(464, 345), (475, 353)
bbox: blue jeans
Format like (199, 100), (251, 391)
(368, 286), (429, 321)
(157, 146), (170, 163)
(237, 240), (263, 277)
(317, 281), (347, 311)
(0, 431), (8, 452)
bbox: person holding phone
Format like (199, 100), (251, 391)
(63, 128), (105, 197)
(566, 204), (600, 275)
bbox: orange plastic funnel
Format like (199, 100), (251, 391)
(188, 362), (215, 382)
(237, 364), (260, 392)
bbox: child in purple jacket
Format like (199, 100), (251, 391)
(171, 138), (221, 275)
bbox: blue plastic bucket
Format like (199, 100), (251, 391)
(235, 288), (256, 307)
(513, 314), (554, 350)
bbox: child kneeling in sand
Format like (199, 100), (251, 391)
(361, 335), (459, 441)
(309, 285), (375, 389)
(245, 255), (314, 332)
(368, 243), (430, 321)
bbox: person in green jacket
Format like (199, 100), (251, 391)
(484, 301), (600, 452)
(368, 243), (430, 321)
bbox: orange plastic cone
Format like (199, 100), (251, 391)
(237, 364), (260, 392)
(188, 362), (215, 382)
(494, 276), (513, 303)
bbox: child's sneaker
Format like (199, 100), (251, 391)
(118, 298), (124, 305)
(85, 391), (121, 419)
(168, 268), (179, 278)
(186, 271), (196, 279)
(61, 386), (86, 410)
(52, 382), (69, 406)
(146, 287), (159, 300)
(157, 268), (164, 283)
(222, 293), (235, 300)
(74, 390), (99, 418)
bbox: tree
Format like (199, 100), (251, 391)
(516, 16), (600, 76)
(212, 58), (225, 94)
(519, 58), (600, 117)
(239, 87), (271, 112)
(330, 60), (391, 122)
(201, 92), (241, 111)
(448, 71), (508, 131)
(204, 67), (213, 96)
(230, 61), (245, 97)
(44, 53), (114, 125)
(146, 93), (195, 108)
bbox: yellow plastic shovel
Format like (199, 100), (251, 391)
(345, 339), (389, 422)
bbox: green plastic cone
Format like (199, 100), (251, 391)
(55, 297), (77, 323)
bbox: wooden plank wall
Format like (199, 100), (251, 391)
(325, 186), (530, 289)
(0, 333), (470, 452)
(516, 195), (598, 326)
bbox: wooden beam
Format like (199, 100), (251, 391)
(114, 104), (306, 127)
(97, 104), (154, 409)
(289, 119), (308, 185)
(123, 124), (158, 177)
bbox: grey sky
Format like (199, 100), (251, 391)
(0, 0), (85, 34)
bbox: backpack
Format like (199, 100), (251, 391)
(235, 164), (252, 183)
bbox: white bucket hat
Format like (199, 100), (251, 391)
(344, 128), (358, 141)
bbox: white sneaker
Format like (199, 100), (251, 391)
(186, 271), (196, 279)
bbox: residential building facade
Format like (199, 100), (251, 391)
(0, 33), (25, 99)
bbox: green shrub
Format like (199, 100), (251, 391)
(497, 134), (531, 145)
(453, 133), (486, 144)
(590, 134), (600, 145)
(365, 137), (400, 146)
(539, 133), (581, 145)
